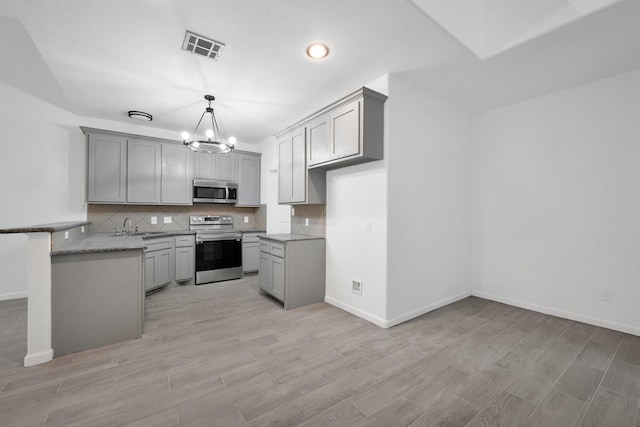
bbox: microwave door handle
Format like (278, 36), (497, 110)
(226, 187), (231, 201)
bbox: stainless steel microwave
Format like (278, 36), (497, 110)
(193, 179), (238, 204)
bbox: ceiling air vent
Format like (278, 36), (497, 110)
(182, 31), (225, 60)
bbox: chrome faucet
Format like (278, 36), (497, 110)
(123, 217), (132, 235)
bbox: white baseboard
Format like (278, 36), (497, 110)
(324, 296), (389, 328)
(473, 290), (640, 337)
(0, 291), (28, 301)
(325, 291), (472, 329)
(385, 291), (473, 328)
(24, 349), (53, 367)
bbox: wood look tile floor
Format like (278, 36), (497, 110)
(1, 276), (640, 426)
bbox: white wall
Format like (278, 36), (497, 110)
(472, 68), (640, 335)
(324, 75), (390, 326)
(0, 82), (87, 300)
(385, 75), (473, 325)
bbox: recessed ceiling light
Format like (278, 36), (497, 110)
(306, 43), (329, 59)
(128, 111), (152, 121)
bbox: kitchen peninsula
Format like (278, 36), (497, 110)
(0, 221), (147, 365)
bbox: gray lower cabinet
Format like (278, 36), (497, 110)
(258, 237), (326, 309)
(194, 152), (236, 181)
(51, 250), (144, 356)
(242, 232), (264, 273)
(144, 237), (173, 292)
(174, 235), (195, 281)
(236, 152), (261, 206)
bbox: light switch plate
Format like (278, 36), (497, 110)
(244, 216), (249, 223)
(305, 218), (309, 226)
(164, 216), (172, 224)
(81, 226), (85, 233)
(151, 216), (157, 225)
(64, 231), (69, 240)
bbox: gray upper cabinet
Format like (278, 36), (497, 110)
(307, 88), (386, 170)
(87, 132), (127, 203)
(236, 152), (261, 207)
(306, 114), (330, 167)
(291, 128), (307, 203)
(278, 134), (294, 204)
(161, 143), (194, 205)
(127, 138), (161, 204)
(331, 99), (361, 160)
(194, 152), (236, 181)
(277, 127), (326, 205)
(82, 127), (196, 206)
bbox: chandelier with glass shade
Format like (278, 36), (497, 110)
(181, 95), (236, 154)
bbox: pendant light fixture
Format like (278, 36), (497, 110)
(181, 95), (235, 154)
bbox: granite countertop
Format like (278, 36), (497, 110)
(51, 230), (197, 256)
(236, 228), (266, 233)
(259, 233), (325, 242)
(51, 233), (147, 256)
(0, 221), (91, 234)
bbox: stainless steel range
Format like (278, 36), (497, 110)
(190, 215), (242, 284)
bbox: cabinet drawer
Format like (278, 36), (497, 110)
(242, 232), (264, 244)
(259, 241), (271, 253)
(144, 238), (172, 252)
(270, 242), (285, 258)
(175, 235), (195, 247)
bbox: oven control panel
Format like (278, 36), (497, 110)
(190, 215), (233, 226)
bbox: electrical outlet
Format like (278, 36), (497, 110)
(305, 218), (309, 226)
(244, 216), (249, 223)
(352, 280), (362, 295)
(164, 216), (172, 224)
(81, 226), (85, 233)
(365, 220), (372, 232)
(291, 207), (295, 216)
(151, 216), (157, 225)
(598, 289), (614, 302)
(64, 231), (69, 240)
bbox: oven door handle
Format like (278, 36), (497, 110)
(196, 235), (242, 243)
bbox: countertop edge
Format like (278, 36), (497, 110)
(0, 221), (91, 234)
(259, 234), (325, 242)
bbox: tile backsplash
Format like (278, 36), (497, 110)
(290, 204), (326, 237)
(88, 204), (266, 234)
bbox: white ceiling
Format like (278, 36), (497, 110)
(0, 0), (639, 144)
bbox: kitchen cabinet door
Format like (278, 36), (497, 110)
(290, 128), (307, 203)
(307, 114), (330, 167)
(270, 256), (285, 301)
(127, 138), (161, 203)
(161, 143), (194, 205)
(242, 242), (260, 273)
(144, 249), (171, 291)
(236, 152), (261, 206)
(87, 132), (127, 203)
(175, 245), (194, 281)
(259, 253), (272, 293)
(277, 135), (293, 203)
(331, 99), (361, 160)
(216, 153), (235, 181)
(194, 152), (236, 181)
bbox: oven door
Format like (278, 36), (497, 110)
(195, 234), (243, 284)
